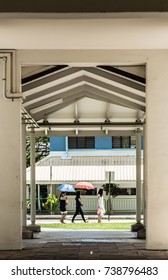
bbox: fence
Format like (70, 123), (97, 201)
(28, 195), (138, 214)
(66, 195), (137, 214)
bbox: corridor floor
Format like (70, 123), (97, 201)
(1, 229), (168, 260)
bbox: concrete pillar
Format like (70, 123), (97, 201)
(22, 123), (27, 227)
(137, 125), (146, 239)
(131, 128), (143, 232)
(136, 128), (142, 223)
(143, 124), (146, 227)
(30, 127), (36, 225)
(0, 59), (22, 249)
(28, 128), (40, 232)
(146, 53), (168, 249)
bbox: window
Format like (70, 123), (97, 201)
(115, 188), (136, 195)
(112, 136), (136, 148)
(68, 137), (95, 149)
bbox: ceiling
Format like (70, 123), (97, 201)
(22, 65), (146, 136)
(0, 0), (168, 13)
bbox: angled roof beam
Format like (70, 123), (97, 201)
(22, 65), (68, 84)
(25, 75), (136, 111)
(85, 67), (145, 92)
(32, 92), (87, 121)
(32, 88), (135, 121)
(32, 89), (124, 121)
(22, 66), (78, 92)
(23, 84), (85, 111)
(84, 91), (130, 109)
(84, 76), (145, 103)
(84, 85), (146, 112)
(97, 66), (145, 84)
(23, 74), (145, 110)
(23, 75), (85, 101)
(22, 66), (145, 93)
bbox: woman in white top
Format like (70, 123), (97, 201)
(97, 188), (105, 223)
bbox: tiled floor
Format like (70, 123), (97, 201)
(0, 229), (168, 260)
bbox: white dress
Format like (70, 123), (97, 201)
(97, 194), (105, 216)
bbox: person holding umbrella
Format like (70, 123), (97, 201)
(97, 188), (105, 223)
(59, 192), (68, 223)
(57, 184), (75, 223)
(71, 191), (88, 223)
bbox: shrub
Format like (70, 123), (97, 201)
(42, 194), (59, 214)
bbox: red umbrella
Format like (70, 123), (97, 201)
(75, 181), (94, 190)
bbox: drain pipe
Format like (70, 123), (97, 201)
(1, 54), (22, 100)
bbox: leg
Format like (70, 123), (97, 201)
(60, 212), (64, 223)
(79, 208), (86, 222)
(98, 214), (101, 223)
(72, 208), (79, 222)
(62, 211), (67, 223)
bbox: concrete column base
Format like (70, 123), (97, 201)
(27, 224), (41, 232)
(137, 227), (146, 239)
(22, 227), (33, 239)
(131, 222), (144, 232)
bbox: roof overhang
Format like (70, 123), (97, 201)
(22, 65), (146, 136)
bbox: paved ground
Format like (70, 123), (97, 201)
(0, 216), (168, 260)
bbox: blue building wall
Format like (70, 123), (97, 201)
(95, 136), (112, 149)
(50, 136), (142, 151)
(50, 136), (66, 151)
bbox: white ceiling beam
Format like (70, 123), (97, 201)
(84, 67), (145, 92)
(22, 66), (145, 92)
(32, 87), (140, 121)
(84, 85), (145, 111)
(23, 77), (145, 112)
(32, 130), (141, 137)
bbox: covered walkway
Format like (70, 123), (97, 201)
(0, 229), (168, 260)
(0, 215), (166, 260)
(2, 3), (168, 252)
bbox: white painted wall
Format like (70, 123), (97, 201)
(0, 14), (168, 49)
(0, 60), (22, 249)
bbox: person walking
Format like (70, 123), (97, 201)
(71, 191), (88, 223)
(97, 188), (105, 223)
(59, 192), (68, 223)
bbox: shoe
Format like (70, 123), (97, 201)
(71, 220), (74, 223)
(84, 220), (88, 223)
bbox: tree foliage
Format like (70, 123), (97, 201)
(102, 183), (121, 198)
(26, 136), (50, 167)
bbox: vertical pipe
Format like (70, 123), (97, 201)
(30, 127), (36, 225)
(108, 172), (111, 221)
(136, 128), (142, 223)
(37, 185), (41, 211)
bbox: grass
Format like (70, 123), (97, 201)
(39, 222), (134, 230)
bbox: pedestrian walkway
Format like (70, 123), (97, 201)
(0, 229), (168, 260)
(0, 220), (168, 260)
